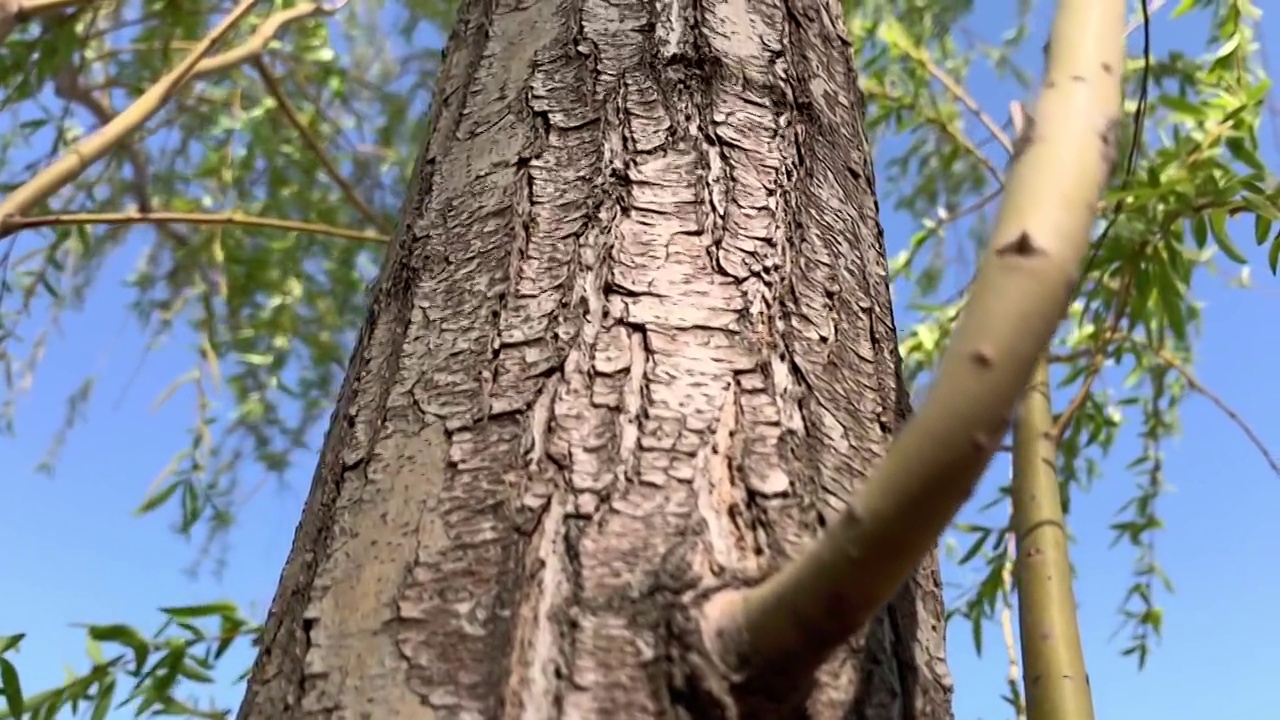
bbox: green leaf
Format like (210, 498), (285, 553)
(85, 637), (105, 665)
(970, 614), (983, 658)
(160, 602), (238, 619)
(1158, 94), (1204, 119)
(0, 636), (23, 655)
(1190, 214), (1209, 248)
(236, 352), (275, 367)
(1211, 34), (1241, 62)
(957, 529), (990, 565)
(89, 678), (114, 720)
(214, 616), (247, 661)
(134, 481), (182, 516)
(0, 658), (23, 718)
(177, 660), (215, 684)
(1208, 210), (1247, 264)
(86, 624), (150, 675)
(1144, 607), (1165, 637)
(1225, 137), (1265, 173)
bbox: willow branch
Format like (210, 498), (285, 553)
(1154, 346), (1280, 477)
(1014, 356), (1094, 720)
(49, 66), (203, 248)
(1046, 324), (1279, 478)
(0, 0), (341, 236)
(5, 210), (385, 244)
(935, 12), (1161, 311)
(859, 80), (1005, 191)
(191, 2), (337, 75)
(698, 0), (1126, 708)
(1005, 101), (1093, 720)
(914, 53), (1013, 156)
(0, 0), (259, 229)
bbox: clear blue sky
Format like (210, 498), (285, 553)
(2, 4), (1277, 718)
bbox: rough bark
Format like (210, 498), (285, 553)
(238, 0), (954, 716)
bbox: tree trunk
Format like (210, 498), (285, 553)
(238, 0), (955, 716)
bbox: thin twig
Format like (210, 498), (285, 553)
(253, 58), (390, 234)
(1053, 269), (1134, 438)
(1047, 327), (1280, 478)
(1155, 346), (1280, 477)
(999, 501), (1026, 720)
(5, 210), (386, 243)
(914, 54), (1013, 154)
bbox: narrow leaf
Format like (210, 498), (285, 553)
(0, 658), (23, 718)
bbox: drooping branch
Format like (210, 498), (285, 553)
(1047, 326), (1279, 477)
(693, 0), (1127, 710)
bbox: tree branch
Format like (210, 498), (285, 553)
(1009, 99), (1095, 720)
(1013, 357), (1094, 719)
(1154, 345), (1280, 477)
(0, 0), (342, 236)
(0, 0), (86, 44)
(695, 0), (1127, 709)
(4, 210), (385, 244)
(998, 507), (1027, 720)
(1053, 268), (1133, 438)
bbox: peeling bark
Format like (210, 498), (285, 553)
(238, 0), (954, 716)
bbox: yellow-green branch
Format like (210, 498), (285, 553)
(700, 0), (1125, 700)
(1013, 358), (1093, 720)
(1007, 95), (1093, 720)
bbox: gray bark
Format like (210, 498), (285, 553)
(238, 0), (955, 715)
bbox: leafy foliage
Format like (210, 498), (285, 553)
(865, 0), (1278, 674)
(0, 0), (1276, 716)
(0, 604), (258, 720)
(0, 0), (440, 555)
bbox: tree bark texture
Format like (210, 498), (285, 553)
(239, 0), (955, 716)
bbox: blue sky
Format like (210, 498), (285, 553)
(2, 3), (1277, 718)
